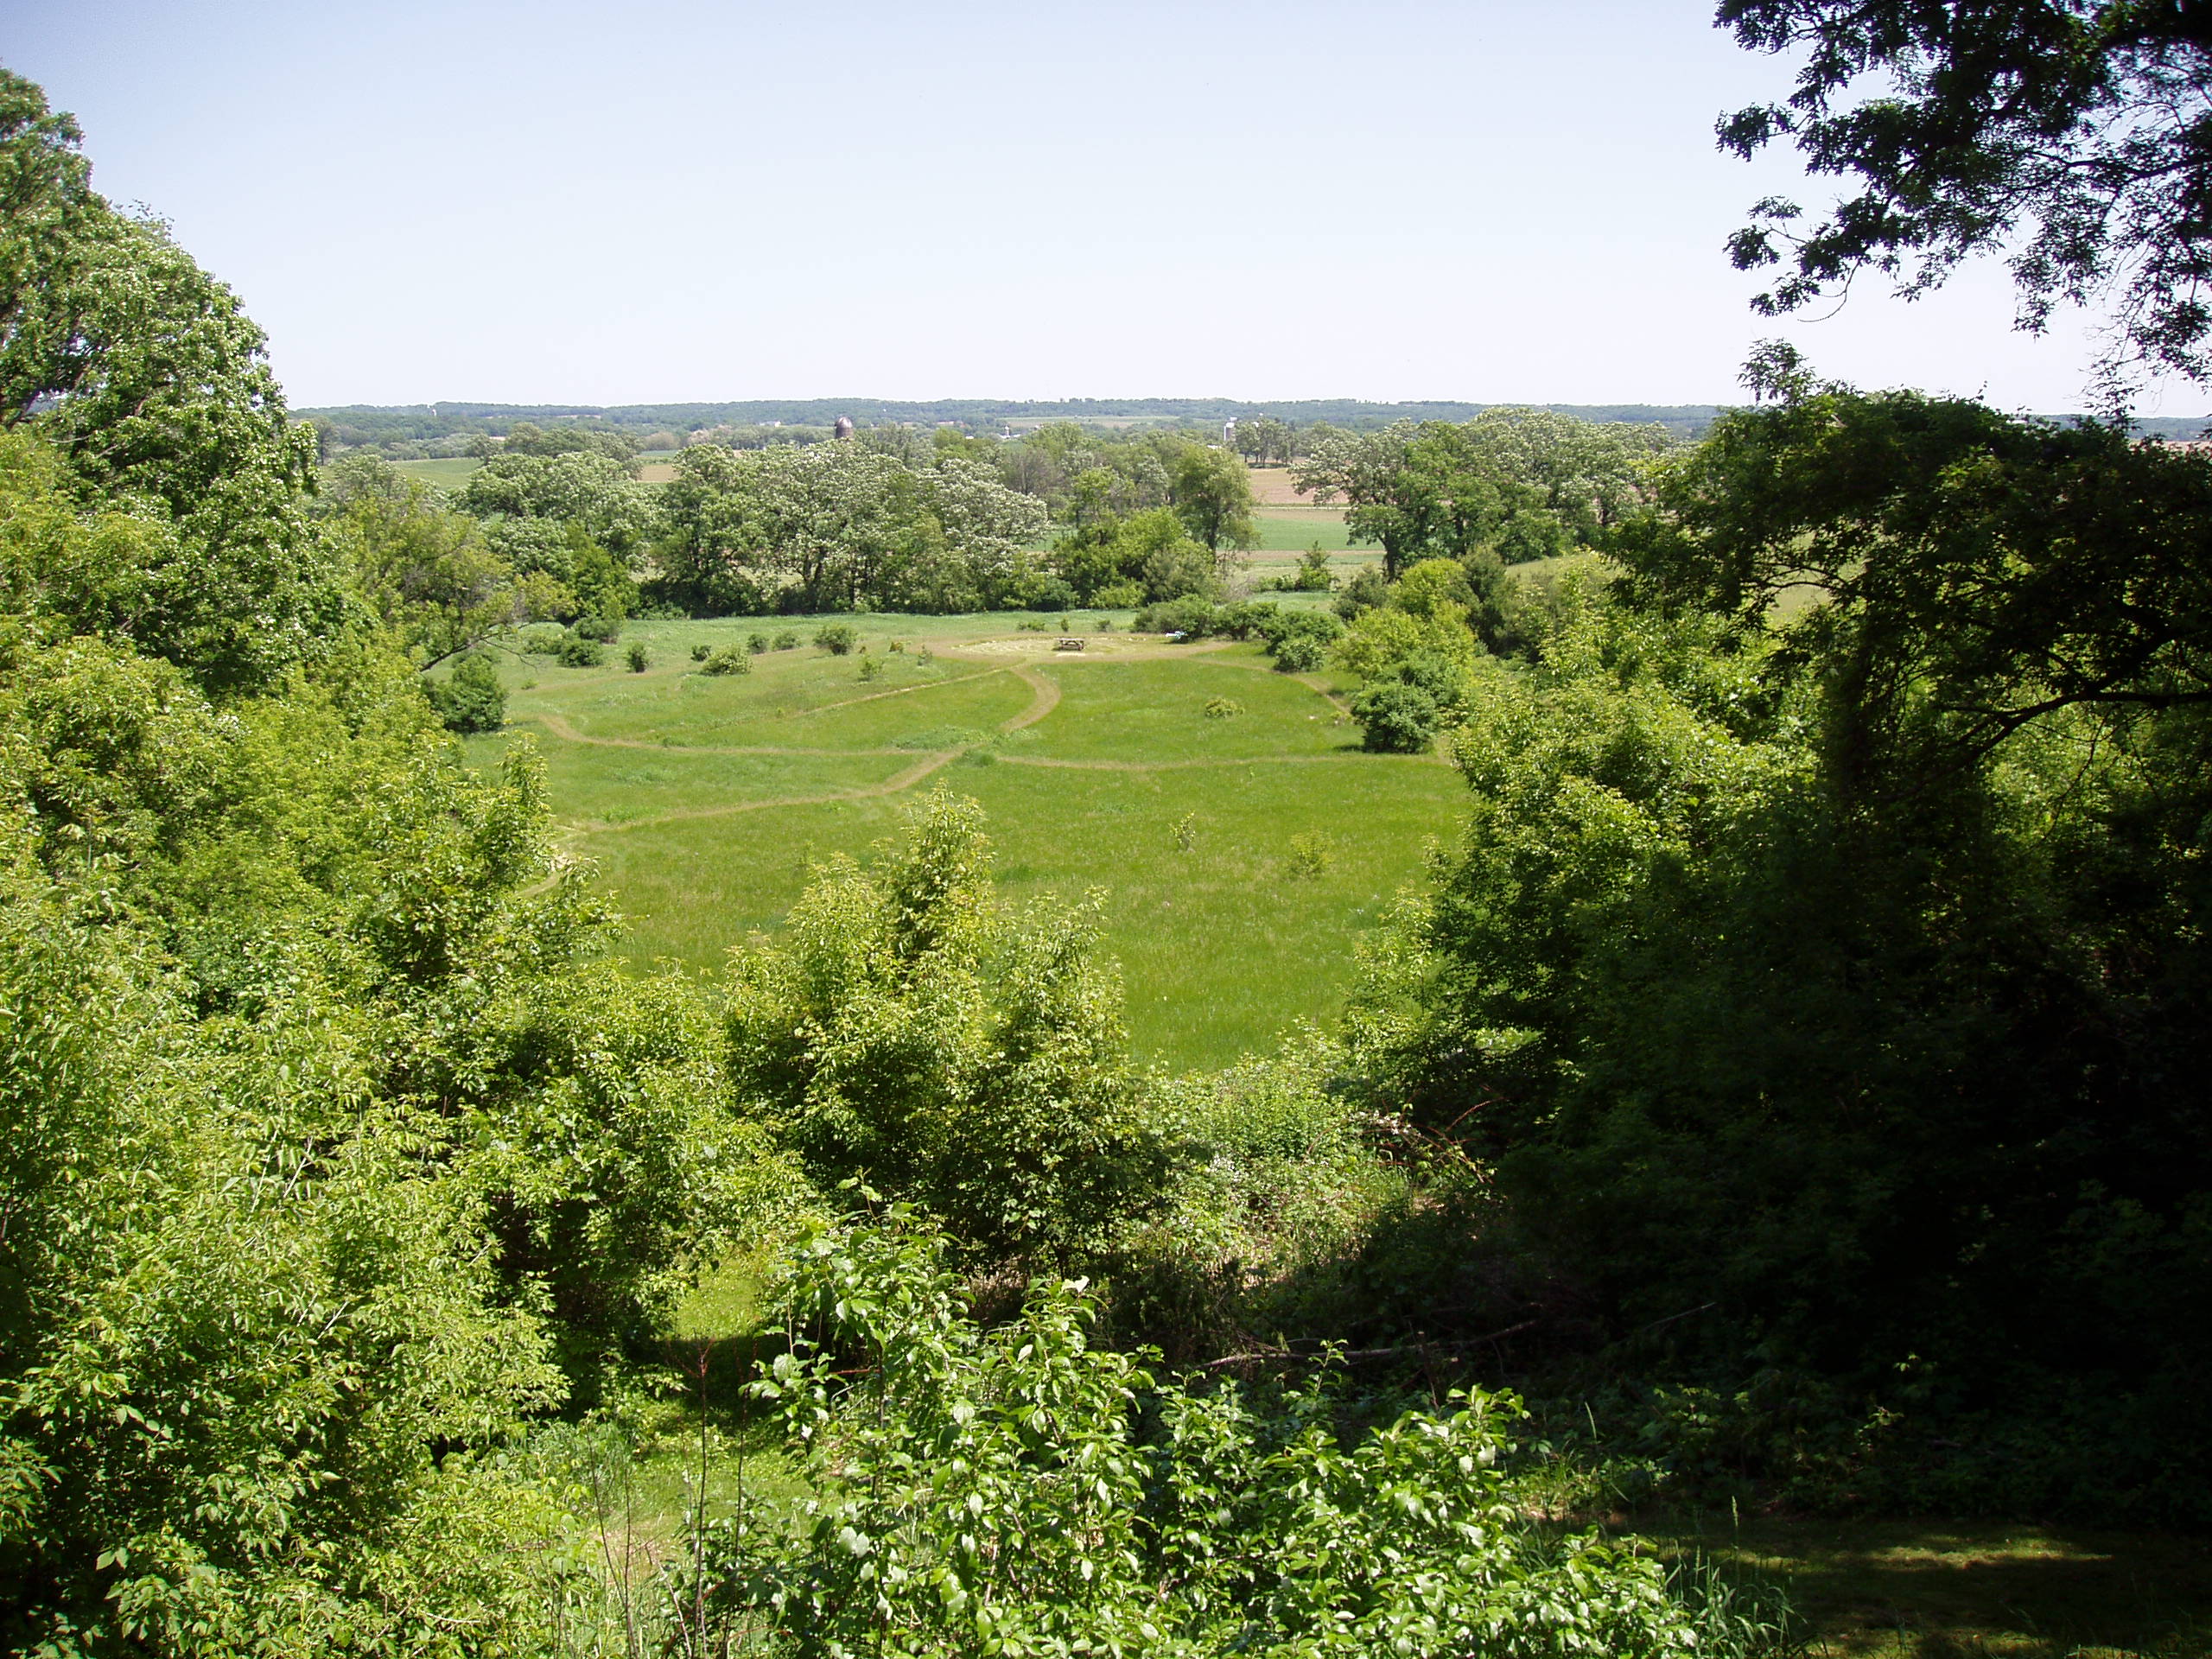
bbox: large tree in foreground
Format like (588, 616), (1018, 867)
(1719, 0), (2212, 397)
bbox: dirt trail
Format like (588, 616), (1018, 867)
(519, 668), (1007, 755)
(575, 749), (962, 835)
(993, 752), (1405, 773)
(564, 663), (1060, 835)
(999, 664), (1060, 731)
(936, 638), (1240, 665)
(785, 667), (1002, 716)
(522, 711), (912, 757)
(542, 633), (1442, 838)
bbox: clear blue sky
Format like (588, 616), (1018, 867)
(6, 0), (2194, 414)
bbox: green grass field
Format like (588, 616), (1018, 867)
(386, 456), (484, 489)
(1251, 506), (1355, 550)
(1639, 1515), (2212, 1658)
(467, 613), (1464, 1069)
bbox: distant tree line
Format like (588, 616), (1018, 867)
(301, 397), (1738, 460)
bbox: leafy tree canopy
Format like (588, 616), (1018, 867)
(1720, 0), (2212, 397)
(0, 70), (338, 695)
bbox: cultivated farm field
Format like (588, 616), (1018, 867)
(467, 613), (1465, 1069)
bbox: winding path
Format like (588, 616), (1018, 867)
(575, 748), (963, 835)
(528, 638), (1436, 838)
(556, 657), (1068, 835)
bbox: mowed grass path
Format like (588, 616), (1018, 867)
(472, 615), (1465, 1068)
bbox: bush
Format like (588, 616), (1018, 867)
(1135, 595), (1220, 637)
(1203, 696), (1243, 719)
(1334, 563), (1393, 619)
(625, 640), (649, 673)
(425, 652), (506, 734)
(814, 623), (855, 655)
(690, 642), (711, 662)
(552, 632), (605, 667)
(1253, 608), (1343, 673)
(747, 632), (769, 653)
(1286, 830), (1333, 877)
(859, 655), (883, 681)
(1026, 579), (1079, 619)
(697, 645), (751, 676)
(1210, 600), (1281, 639)
(672, 1216), (1755, 1659)
(1350, 680), (1439, 752)
(728, 795), (1167, 1265)
(773, 631), (798, 650)
(1094, 579), (1144, 608)
(570, 609), (621, 643)
(519, 626), (569, 656)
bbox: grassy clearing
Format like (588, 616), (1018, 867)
(584, 757), (1462, 1067)
(508, 657), (1033, 750)
(1636, 1516), (2212, 1657)
(385, 456), (483, 489)
(486, 614), (1465, 1068)
(1252, 506), (1355, 550)
(1008, 650), (1354, 763)
(465, 734), (911, 826)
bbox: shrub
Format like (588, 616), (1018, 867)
(698, 646), (751, 676)
(1020, 573), (1078, 612)
(1350, 679), (1439, 752)
(425, 652), (506, 734)
(690, 642), (711, 662)
(859, 655), (883, 681)
(1094, 579), (1144, 608)
(1334, 563), (1393, 619)
(1135, 595), (1220, 637)
(1255, 608), (1342, 673)
(625, 640), (649, 672)
(773, 631), (798, 650)
(1291, 543), (1335, 590)
(814, 623), (855, 655)
(1203, 696), (1243, 719)
(726, 793), (1166, 1265)
(570, 609), (621, 643)
(1286, 830), (1333, 878)
(747, 632), (769, 653)
(552, 632), (604, 667)
(519, 625), (569, 656)
(673, 1215), (1751, 1659)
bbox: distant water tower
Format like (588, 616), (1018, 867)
(834, 416), (855, 440)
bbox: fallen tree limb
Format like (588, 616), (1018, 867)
(1202, 1320), (1540, 1371)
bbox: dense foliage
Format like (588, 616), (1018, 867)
(1294, 410), (1671, 577)
(727, 796), (1170, 1268)
(657, 442), (1049, 614)
(679, 1215), (1761, 1659)
(9, 11), (2212, 1644)
(1720, 0), (2212, 395)
(1347, 382), (2212, 1517)
(0, 79), (801, 1649)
